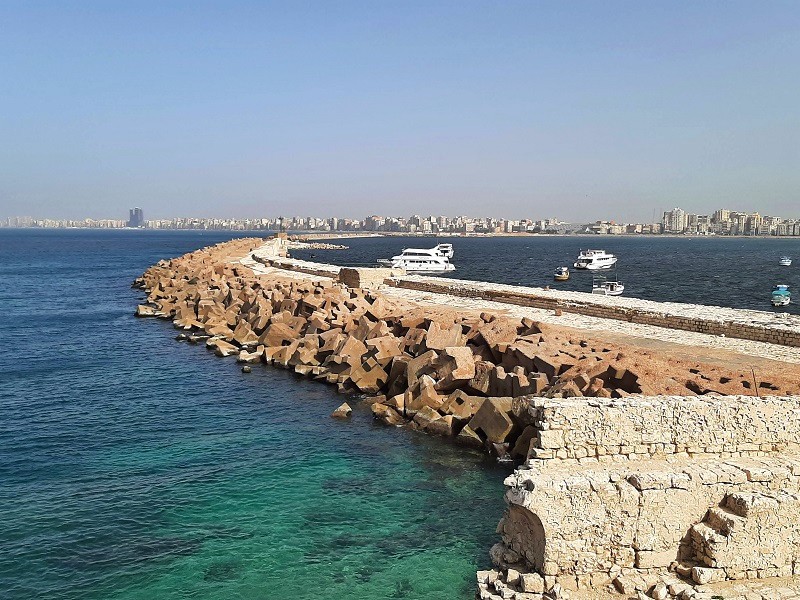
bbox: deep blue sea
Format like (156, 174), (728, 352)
(0, 229), (508, 600)
(290, 234), (800, 314)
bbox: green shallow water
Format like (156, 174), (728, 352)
(0, 230), (508, 600)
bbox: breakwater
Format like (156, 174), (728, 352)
(133, 236), (800, 599)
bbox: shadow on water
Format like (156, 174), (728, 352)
(203, 560), (242, 582)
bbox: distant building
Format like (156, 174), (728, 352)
(662, 208), (687, 233)
(127, 207), (144, 228)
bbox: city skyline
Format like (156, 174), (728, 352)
(6, 204), (800, 237)
(2, 2), (800, 222)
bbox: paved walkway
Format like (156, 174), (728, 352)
(382, 285), (800, 366)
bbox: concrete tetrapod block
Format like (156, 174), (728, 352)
(435, 346), (477, 392)
(533, 355), (561, 380)
(475, 319), (520, 361)
(465, 397), (516, 445)
(385, 355), (411, 398)
(406, 375), (446, 414)
(365, 335), (404, 365)
(205, 322), (235, 340)
(288, 336), (321, 367)
(402, 328), (427, 355)
(441, 390), (486, 421)
(331, 402), (352, 419)
(489, 367), (514, 397)
(349, 357), (389, 394)
(467, 360), (494, 396)
(371, 402), (405, 426)
(231, 320), (259, 347)
(259, 322), (300, 347)
(456, 424), (485, 449)
(405, 349), (440, 390)
(424, 321), (465, 352)
(338, 336), (368, 366)
(212, 339), (239, 357)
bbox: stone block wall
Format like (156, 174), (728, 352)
(521, 395), (800, 462)
(485, 394), (800, 596)
(498, 454), (800, 592)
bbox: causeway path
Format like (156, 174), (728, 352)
(239, 245), (800, 368)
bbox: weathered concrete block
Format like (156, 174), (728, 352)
(467, 397), (515, 445)
(405, 349), (439, 389)
(371, 402), (405, 426)
(259, 322), (300, 347)
(441, 390), (486, 421)
(435, 346), (476, 391)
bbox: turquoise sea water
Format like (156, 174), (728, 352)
(0, 230), (507, 600)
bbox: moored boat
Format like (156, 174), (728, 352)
(780, 256), (792, 266)
(377, 246), (456, 273)
(574, 249), (617, 270)
(771, 284), (791, 307)
(554, 266), (570, 281)
(591, 274), (624, 296)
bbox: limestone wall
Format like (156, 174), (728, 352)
(481, 393), (800, 598)
(521, 395), (800, 462)
(496, 454), (800, 593)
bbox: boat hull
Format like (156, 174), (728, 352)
(381, 262), (456, 273)
(575, 261), (617, 270)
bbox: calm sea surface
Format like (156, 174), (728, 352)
(0, 229), (508, 600)
(291, 234), (800, 314)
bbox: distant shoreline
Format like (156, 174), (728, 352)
(2, 226), (799, 241)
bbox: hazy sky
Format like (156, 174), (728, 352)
(1, 1), (799, 222)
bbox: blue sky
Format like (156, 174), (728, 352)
(1, 1), (798, 222)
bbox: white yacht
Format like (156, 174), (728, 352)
(573, 249), (618, 270)
(378, 246), (456, 273)
(779, 256), (792, 266)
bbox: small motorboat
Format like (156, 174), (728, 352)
(591, 275), (624, 296)
(554, 266), (570, 281)
(771, 284), (791, 307)
(780, 256), (792, 266)
(592, 281), (625, 296)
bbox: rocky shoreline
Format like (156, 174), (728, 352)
(134, 236), (800, 600)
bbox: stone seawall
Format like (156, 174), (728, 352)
(133, 237), (800, 600)
(388, 276), (800, 348)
